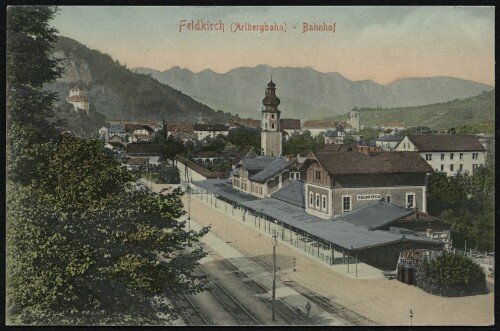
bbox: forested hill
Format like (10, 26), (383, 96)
(46, 36), (233, 122)
(330, 90), (495, 132)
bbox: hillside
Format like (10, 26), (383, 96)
(329, 90), (495, 132)
(133, 65), (493, 120)
(46, 37), (232, 123)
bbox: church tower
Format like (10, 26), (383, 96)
(261, 79), (282, 156)
(348, 106), (360, 132)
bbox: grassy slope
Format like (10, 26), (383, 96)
(325, 90), (495, 132)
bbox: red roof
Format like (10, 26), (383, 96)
(382, 121), (406, 128)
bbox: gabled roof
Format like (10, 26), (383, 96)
(404, 134), (485, 152)
(376, 135), (402, 142)
(297, 150), (313, 157)
(382, 121), (406, 128)
(320, 144), (354, 152)
(250, 158), (294, 184)
(337, 200), (414, 230)
(125, 124), (155, 134)
(194, 123), (229, 132)
(308, 151), (433, 175)
(232, 147), (256, 166)
(270, 180), (304, 207)
(239, 155), (277, 172)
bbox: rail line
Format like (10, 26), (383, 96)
(247, 255), (375, 326)
(220, 259), (312, 325)
(196, 264), (261, 326)
(172, 293), (210, 326)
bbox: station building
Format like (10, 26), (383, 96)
(181, 80), (447, 273)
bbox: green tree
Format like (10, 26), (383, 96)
(160, 135), (185, 164)
(7, 6), (63, 184)
(7, 180), (208, 325)
(283, 130), (324, 156)
(416, 253), (487, 297)
(226, 126), (261, 151)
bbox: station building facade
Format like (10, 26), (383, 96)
(301, 150), (433, 218)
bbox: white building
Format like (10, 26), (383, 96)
(395, 134), (486, 176)
(194, 123), (230, 140)
(67, 84), (89, 113)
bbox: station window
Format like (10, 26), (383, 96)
(406, 193), (415, 208)
(342, 196), (351, 212)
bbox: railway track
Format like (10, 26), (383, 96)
(247, 255), (376, 326)
(172, 293), (210, 326)
(196, 264), (261, 326)
(220, 259), (312, 325)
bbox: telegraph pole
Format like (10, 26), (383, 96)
(272, 230), (278, 321)
(187, 184), (191, 246)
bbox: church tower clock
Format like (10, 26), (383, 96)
(261, 79), (282, 156)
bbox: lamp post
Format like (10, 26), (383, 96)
(272, 230), (278, 321)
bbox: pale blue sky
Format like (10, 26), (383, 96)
(52, 6), (495, 85)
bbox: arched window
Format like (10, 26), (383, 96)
(322, 195), (327, 211)
(309, 192), (313, 206)
(316, 194), (320, 208)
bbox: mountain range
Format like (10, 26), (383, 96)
(45, 37), (231, 123)
(133, 65), (493, 120)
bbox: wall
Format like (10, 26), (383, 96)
(261, 131), (282, 156)
(332, 186), (426, 215)
(305, 183), (332, 218)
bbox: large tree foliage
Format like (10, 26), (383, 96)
(6, 6), (209, 325)
(7, 179), (208, 325)
(7, 6), (63, 184)
(283, 130), (325, 156)
(427, 145), (495, 252)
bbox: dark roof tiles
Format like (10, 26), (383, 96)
(311, 151), (433, 175)
(406, 134), (485, 152)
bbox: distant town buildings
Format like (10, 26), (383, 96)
(302, 119), (353, 137)
(395, 134), (486, 176)
(193, 123), (230, 140)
